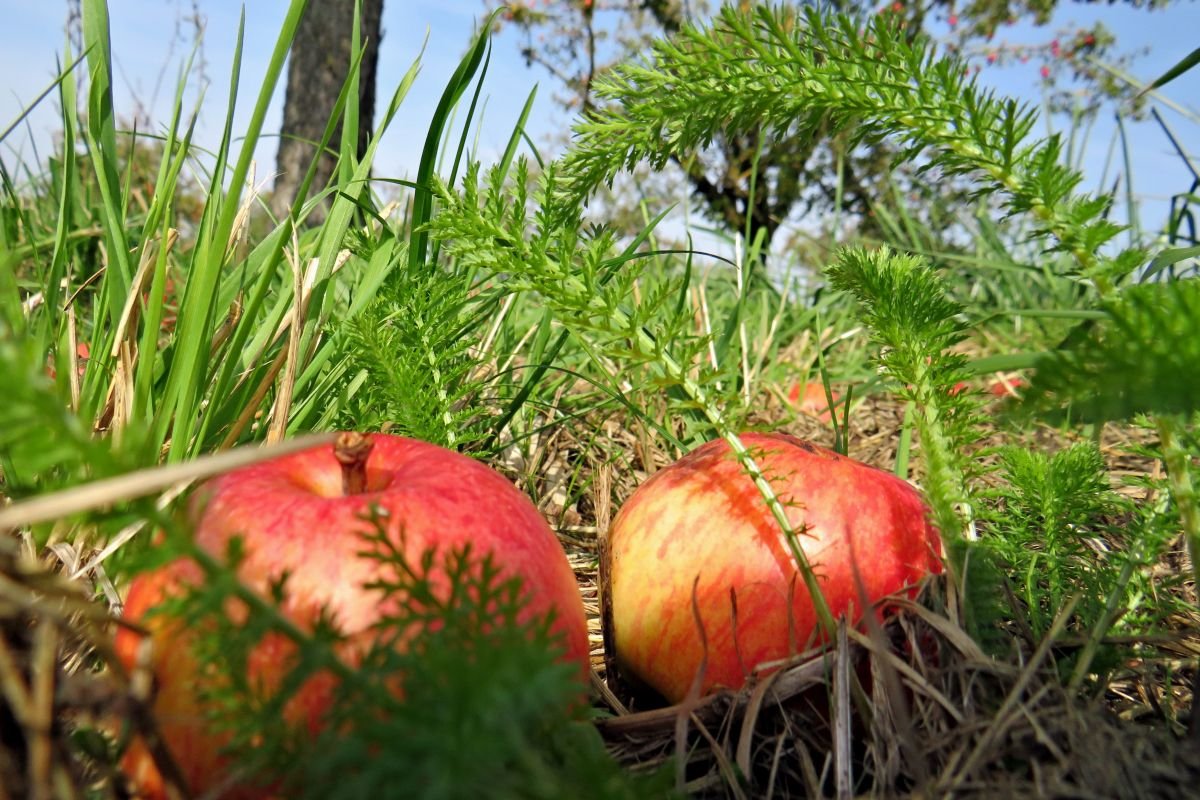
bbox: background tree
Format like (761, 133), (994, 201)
(490, 0), (1162, 268)
(271, 0), (385, 222)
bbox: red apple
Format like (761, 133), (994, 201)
(949, 374), (1025, 398)
(116, 433), (590, 799)
(786, 381), (840, 422)
(987, 374), (1025, 397)
(46, 341), (90, 381)
(608, 432), (942, 703)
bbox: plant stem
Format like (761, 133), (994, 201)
(335, 432), (374, 495)
(616, 310), (839, 639)
(1155, 415), (1200, 740)
(1155, 417), (1200, 593)
(1067, 556), (1136, 693)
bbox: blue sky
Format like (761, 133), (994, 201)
(974, 3), (1199, 246)
(1, 1), (1196, 253)
(1, 1), (555, 181)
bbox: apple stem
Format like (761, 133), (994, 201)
(334, 432), (374, 495)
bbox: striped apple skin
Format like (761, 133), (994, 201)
(117, 434), (589, 799)
(609, 432), (942, 704)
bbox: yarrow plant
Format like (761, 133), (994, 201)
(432, 3), (1197, 637)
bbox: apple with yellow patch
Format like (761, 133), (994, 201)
(608, 432), (941, 703)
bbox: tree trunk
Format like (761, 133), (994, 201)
(271, 0), (383, 223)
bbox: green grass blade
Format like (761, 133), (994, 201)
(1140, 46), (1200, 95)
(498, 86), (538, 180)
(408, 12), (497, 273)
(81, 0), (135, 329)
(0, 50), (88, 146)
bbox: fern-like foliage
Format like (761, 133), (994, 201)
(336, 235), (494, 451)
(825, 247), (982, 537)
(301, 528), (665, 800)
(428, 159), (730, 436)
(982, 444), (1122, 640)
(1022, 278), (1200, 423)
(561, 4), (1134, 286)
(824, 246), (1005, 635)
(171, 517), (667, 799)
